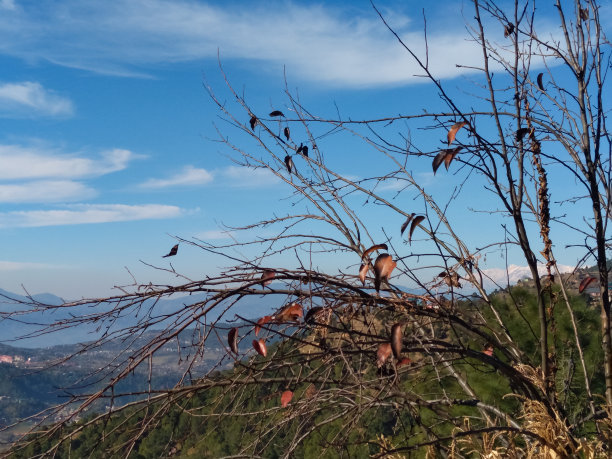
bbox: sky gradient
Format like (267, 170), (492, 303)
(0, 0), (606, 299)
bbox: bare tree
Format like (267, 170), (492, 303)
(2, 0), (611, 457)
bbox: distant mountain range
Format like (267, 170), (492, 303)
(0, 286), (283, 348)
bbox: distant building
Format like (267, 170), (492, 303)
(0, 355), (13, 364)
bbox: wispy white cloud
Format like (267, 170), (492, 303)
(0, 0), (551, 87)
(0, 180), (96, 203)
(0, 145), (137, 180)
(139, 165), (213, 189)
(0, 81), (74, 117)
(0, 0), (15, 11)
(221, 165), (280, 188)
(0, 204), (185, 228)
(0, 260), (61, 271)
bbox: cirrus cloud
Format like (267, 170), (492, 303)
(0, 81), (74, 117)
(139, 165), (213, 189)
(0, 204), (186, 228)
(0, 180), (96, 203)
(0, 0), (561, 87)
(0, 144), (137, 180)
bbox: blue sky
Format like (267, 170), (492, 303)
(0, 0), (607, 299)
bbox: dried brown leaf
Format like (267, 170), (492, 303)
(400, 213), (415, 235)
(252, 338), (267, 357)
(280, 390), (293, 408)
(579, 276), (597, 293)
(374, 253), (396, 292)
(376, 342), (392, 368)
(362, 243), (388, 260)
(537, 72), (545, 91)
(391, 323), (403, 360)
(409, 215), (425, 243)
(228, 327), (239, 354)
(447, 121), (467, 145)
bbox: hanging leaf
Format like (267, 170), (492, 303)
(358, 263), (369, 285)
(447, 121), (467, 145)
(255, 316), (273, 336)
(391, 323), (403, 360)
(439, 271), (462, 288)
(228, 327), (239, 354)
(537, 73), (545, 91)
(373, 253), (397, 292)
(280, 390), (293, 408)
(249, 116), (257, 131)
(283, 126), (290, 141)
(400, 213), (415, 235)
(261, 270), (275, 287)
(483, 345), (494, 357)
(409, 215), (425, 243)
(376, 342), (392, 368)
(579, 276), (597, 293)
(301, 145), (309, 158)
(285, 155), (294, 174)
(362, 243), (388, 260)
(504, 23), (514, 37)
(274, 303), (303, 322)
(515, 127), (530, 141)
(252, 339), (267, 357)
(162, 244), (179, 258)
(269, 110), (285, 117)
(444, 147), (462, 170)
(432, 150), (447, 174)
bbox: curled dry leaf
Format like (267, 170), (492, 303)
(433, 148), (462, 174)
(504, 23), (514, 37)
(162, 244), (179, 258)
(284, 155), (294, 174)
(390, 323), (403, 360)
(537, 73), (545, 91)
(301, 145), (309, 158)
(228, 327), (239, 354)
(283, 126), (290, 141)
(255, 316), (273, 337)
(579, 276), (597, 293)
(400, 213), (415, 236)
(579, 7), (589, 20)
(409, 215), (425, 243)
(376, 342), (392, 368)
(280, 390), (293, 408)
(397, 357), (412, 368)
(249, 116), (257, 131)
(252, 338), (267, 357)
(362, 243), (388, 260)
(269, 110), (285, 117)
(447, 121), (467, 145)
(261, 270), (275, 287)
(274, 303), (303, 323)
(432, 150), (447, 175)
(515, 128), (530, 141)
(358, 263), (369, 285)
(439, 271), (462, 288)
(373, 253), (396, 292)
(444, 147), (461, 170)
